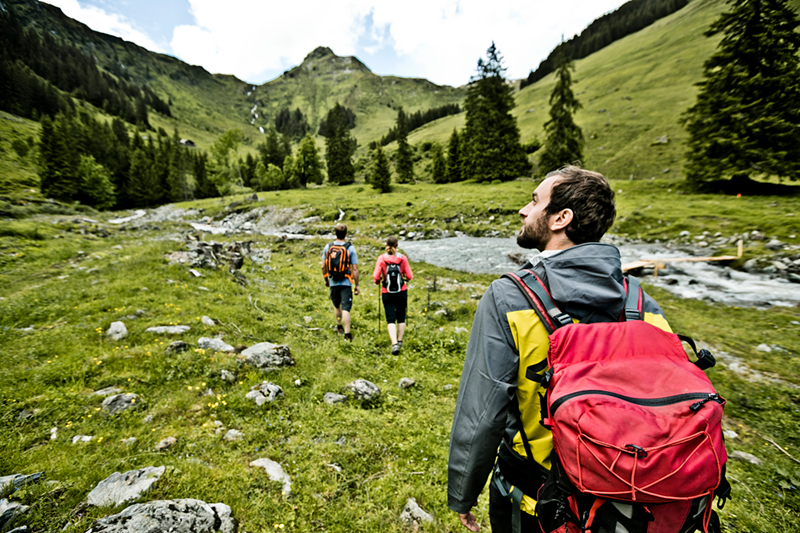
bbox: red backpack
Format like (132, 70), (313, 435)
(504, 269), (731, 533)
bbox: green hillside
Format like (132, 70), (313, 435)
(411, 0), (800, 182)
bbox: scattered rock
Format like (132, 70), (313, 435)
(221, 370), (236, 382)
(250, 459), (292, 495)
(399, 498), (434, 526)
(346, 379), (381, 401)
(201, 316), (215, 326)
(198, 337), (235, 352)
(0, 473), (43, 498)
(743, 258), (760, 272)
(0, 498), (29, 531)
(166, 340), (189, 354)
(239, 342), (295, 371)
(50, 427), (57, 440)
(106, 322), (128, 341)
(146, 325), (190, 335)
(455, 327), (469, 334)
(294, 379), (302, 387)
(679, 231), (691, 238)
(765, 239), (784, 251)
(84, 498), (237, 533)
(434, 309), (448, 317)
(303, 316), (313, 323)
(398, 378), (416, 389)
(245, 382), (283, 406)
(92, 386), (123, 396)
(652, 135), (669, 145)
(223, 429), (244, 442)
(73, 435), (94, 444)
(102, 393), (140, 414)
(730, 450), (762, 466)
(756, 344), (772, 353)
(325, 463), (342, 473)
(189, 269), (203, 277)
(123, 438), (137, 446)
(443, 384), (454, 391)
(323, 392), (348, 405)
(723, 430), (739, 440)
(142, 414), (154, 424)
(155, 437), (177, 451)
(87, 466), (166, 507)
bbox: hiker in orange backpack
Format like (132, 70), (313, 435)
(373, 235), (414, 355)
(322, 223), (360, 341)
(447, 166), (729, 533)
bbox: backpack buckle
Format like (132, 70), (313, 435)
(624, 444), (648, 458)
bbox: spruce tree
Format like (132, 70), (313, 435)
(294, 133), (324, 187)
(446, 129), (463, 182)
(683, 0), (800, 183)
(325, 103), (356, 185)
(372, 145), (392, 193)
(78, 155), (116, 210)
(538, 51), (584, 175)
(431, 143), (447, 183)
(395, 107), (414, 183)
(463, 43), (529, 182)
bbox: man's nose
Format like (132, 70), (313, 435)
(519, 202), (532, 218)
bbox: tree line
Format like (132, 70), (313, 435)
(520, 0), (688, 90)
(375, 103), (462, 147)
(0, 3), (170, 126)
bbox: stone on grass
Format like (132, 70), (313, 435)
(106, 322), (128, 341)
(8, 526), (28, 533)
(455, 327), (469, 334)
(0, 473), (43, 498)
(73, 435), (94, 444)
(756, 344), (772, 353)
(434, 309), (448, 317)
(246, 382), (283, 406)
(221, 370), (236, 382)
(102, 393), (140, 414)
(50, 427), (57, 440)
(146, 325), (191, 335)
(84, 499), (237, 533)
(399, 498), (434, 526)
(398, 378), (416, 389)
(223, 429), (244, 442)
(323, 393), (348, 405)
(765, 239), (784, 251)
(250, 459), (292, 495)
(198, 337), (235, 352)
(0, 498), (29, 531)
(123, 438), (137, 446)
(201, 316), (215, 326)
(346, 379), (380, 401)
(166, 341), (189, 354)
(155, 437), (176, 451)
(93, 386), (123, 397)
(723, 430), (739, 440)
(239, 342), (295, 371)
(87, 466), (166, 507)
(730, 450), (762, 466)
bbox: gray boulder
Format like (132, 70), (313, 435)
(221, 369), (236, 382)
(0, 499), (28, 531)
(85, 499), (237, 533)
(146, 325), (191, 335)
(223, 429), (244, 442)
(765, 239), (784, 251)
(346, 379), (380, 401)
(323, 392), (348, 405)
(102, 393), (140, 414)
(87, 466), (165, 507)
(198, 337), (234, 352)
(166, 341), (189, 354)
(73, 435), (94, 444)
(399, 498), (434, 526)
(93, 386), (123, 397)
(155, 437), (176, 451)
(106, 322), (128, 341)
(398, 378), (416, 389)
(201, 316), (215, 326)
(245, 382), (283, 406)
(250, 459), (292, 495)
(0, 472), (43, 498)
(730, 450), (763, 466)
(239, 342), (295, 371)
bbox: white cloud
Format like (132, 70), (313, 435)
(44, 0), (167, 53)
(170, 0), (629, 86)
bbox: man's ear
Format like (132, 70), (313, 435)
(549, 209), (574, 231)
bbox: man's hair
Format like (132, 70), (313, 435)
(544, 166), (616, 244)
(335, 223), (347, 240)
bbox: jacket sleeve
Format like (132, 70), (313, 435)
(448, 281), (519, 513)
(401, 256), (413, 281)
(373, 255), (384, 284)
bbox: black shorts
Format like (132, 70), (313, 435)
(382, 290), (407, 324)
(330, 285), (353, 312)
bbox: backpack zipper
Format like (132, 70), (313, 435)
(550, 390), (723, 416)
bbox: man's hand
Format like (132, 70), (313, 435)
(324, 278), (329, 287)
(353, 286), (360, 296)
(458, 512), (480, 532)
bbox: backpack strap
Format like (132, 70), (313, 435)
(503, 269), (573, 332)
(624, 275), (643, 322)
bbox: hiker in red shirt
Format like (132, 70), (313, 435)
(373, 235), (413, 355)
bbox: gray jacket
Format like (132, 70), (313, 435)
(447, 243), (668, 513)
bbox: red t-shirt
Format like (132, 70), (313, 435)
(373, 253), (413, 294)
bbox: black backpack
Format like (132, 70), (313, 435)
(385, 262), (403, 293)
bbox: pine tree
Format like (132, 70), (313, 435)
(210, 129), (243, 196)
(372, 145), (392, 193)
(431, 142), (447, 183)
(325, 102), (356, 185)
(538, 51), (584, 175)
(78, 154), (116, 210)
(294, 133), (324, 187)
(128, 146), (160, 207)
(683, 0), (800, 184)
(446, 129), (463, 182)
(463, 43), (529, 182)
(283, 154), (300, 189)
(39, 113), (80, 201)
(395, 107), (414, 183)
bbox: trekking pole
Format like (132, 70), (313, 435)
(377, 284), (381, 336)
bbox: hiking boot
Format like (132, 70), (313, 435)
(397, 341), (403, 350)
(336, 324), (344, 335)
(391, 344), (400, 355)
(343, 332), (352, 341)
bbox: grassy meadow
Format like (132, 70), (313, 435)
(1, 179), (799, 532)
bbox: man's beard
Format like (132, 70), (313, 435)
(516, 214), (550, 251)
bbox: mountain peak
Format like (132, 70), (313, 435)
(304, 46), (335, 61)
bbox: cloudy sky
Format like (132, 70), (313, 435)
(45, 0), (629, 87)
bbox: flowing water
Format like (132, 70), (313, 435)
(400, 236), (800, 308)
